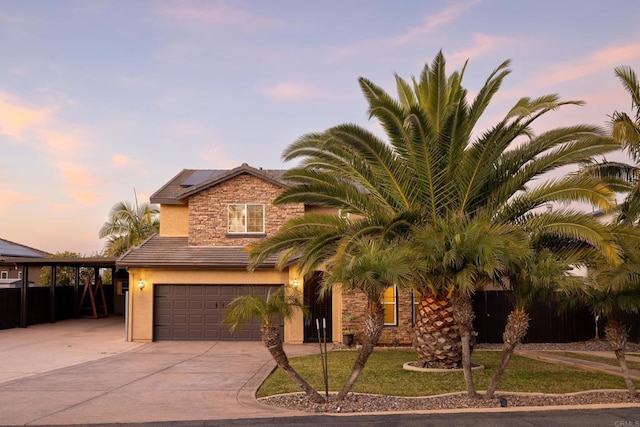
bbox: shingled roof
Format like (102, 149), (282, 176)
(117, 235), (280, 269)
(150, 163), (287, 205)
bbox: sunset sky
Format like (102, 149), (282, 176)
(1, 0), (639, 255)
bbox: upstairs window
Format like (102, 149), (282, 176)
(228, 204), (265, 234)
(0, 271), (7, 279)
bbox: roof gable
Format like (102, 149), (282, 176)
(150, 163), (287, 205)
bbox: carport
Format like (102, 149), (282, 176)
(6, 256), (118, 327)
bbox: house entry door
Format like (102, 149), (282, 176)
(303, 272), (332, 343)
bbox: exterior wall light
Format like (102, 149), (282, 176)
(291, 278), (299, 288)
(137, 280), (145, 291)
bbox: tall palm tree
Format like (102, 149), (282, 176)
(609, 65), (640, 223)
(222, 287), (326, 403)
(250, 51), (621, 373)
(99, 200), (159, 256)
(583, 66), (640, 223)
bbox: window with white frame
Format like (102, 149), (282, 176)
(0, 271), (7, 279)
(228, 204), (265, 234)
(381, 285), (398, 326)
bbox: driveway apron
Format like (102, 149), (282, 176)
(0, 318), (317, 425)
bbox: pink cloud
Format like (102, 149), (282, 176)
(329, 0), (481, 61)
(67, 191), (100, 205)
(38, 129), (86, 153)
(263, 82), (326, 100)
(389, 0), (482, 47)
(0, 190), (34, 212)
(0, 93), (53, 140)
(111, 154), (133, 168)
(448, 33), (514, 67)
(197, 144), (239, 169)
(52, 162), (101, 204)
(154, 2), (270, 27)
(59, 163), (97, 187)
(544, 42), (640, 86)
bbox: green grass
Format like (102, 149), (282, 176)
(257, 349), (639, 398)
(549, 351), (640, 371)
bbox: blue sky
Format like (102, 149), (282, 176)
(1, 0), (639, 255)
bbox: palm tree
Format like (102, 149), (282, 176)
(99, 199), (159, 256)
(321, 237), (413, 400)
(583, 66), (640, 223)
(484, 248), (585, 400)
(250, 51), (621, 374)
(250, 221), (413, 401)
(222, 287), (326, 403)
(409, 212), (530, 398)
(561, 227), (640, 397)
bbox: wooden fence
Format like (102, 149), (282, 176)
(473, 290), (640, 343)
(0, 285), (114, 329)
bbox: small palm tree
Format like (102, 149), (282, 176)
(559, 226), (640, 397)
(222, 287), (325, 403)
(321, 237), (412, 401)
(563, 283), (640, 397)
(99, 199), (159, 256)
(410, 212), (530, 398)
(484, 248), (583, 400)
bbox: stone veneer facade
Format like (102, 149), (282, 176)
(341, 287), (416, 346)
(187, 173), (304, 246)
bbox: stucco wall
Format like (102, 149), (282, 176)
(159, 205), (189, 236)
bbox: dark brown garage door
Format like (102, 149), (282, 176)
(153, 284), (282, 341)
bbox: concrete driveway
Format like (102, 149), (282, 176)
(0, 317), (319, 425)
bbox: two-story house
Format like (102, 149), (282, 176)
(118, 163), (341, 343)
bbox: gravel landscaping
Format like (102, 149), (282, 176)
(260, 390), (640, 413)
(259, 340), (640, 413)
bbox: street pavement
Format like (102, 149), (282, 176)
(1, 317), (640, 426)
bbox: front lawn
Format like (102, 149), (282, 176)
(257, 349), (638, 398)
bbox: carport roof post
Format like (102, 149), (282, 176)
(9, 257), (118, 328)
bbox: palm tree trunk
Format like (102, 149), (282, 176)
(605, 319), (637, 397)
(414, 291), (461, 369)
(262, 325), (326, 403)
(336, 300), (385, 401)
(452, 292), (479, 399)
(485, 309), (530, 400)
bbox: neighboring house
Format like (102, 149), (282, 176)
(0, 238), (49, 284)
